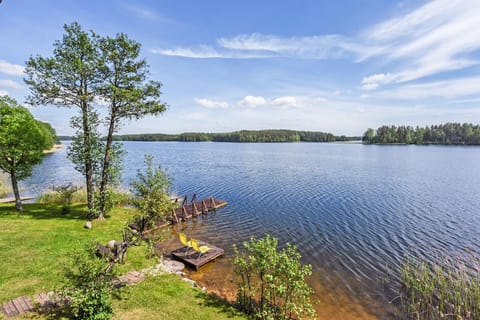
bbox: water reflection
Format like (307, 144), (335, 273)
(21, 142), (480, 319)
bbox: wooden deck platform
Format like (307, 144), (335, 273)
(171, 242), (224, 270)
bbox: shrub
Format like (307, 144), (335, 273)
(37, 185), (86, 204)
(53, 183), (81, 213)
(399, 252), (480, 319)
(60, 244), (114, 320)
(95, 187), (131, 217)
(233, 235), (316, 320)
(129, 154), (175, 232)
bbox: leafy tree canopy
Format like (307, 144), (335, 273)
(0, 95), (54, 210)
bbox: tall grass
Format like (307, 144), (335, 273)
(37, 186), (87, 204)
(399, 252), (480, 319)
(0, 172), (10, 198)
(37, 185), (130, 207)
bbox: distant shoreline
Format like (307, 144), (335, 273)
(43, 144), (63, 154)
(58, 129), (362, 143)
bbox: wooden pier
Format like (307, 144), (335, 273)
(131, 195), (228, 233)
(169, 196), (227, 224)
(171, 241), (224, 270)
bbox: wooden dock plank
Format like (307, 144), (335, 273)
(2, 301), (17, 318)
(171, 241), (224, 270)
(130, 197), (227, 233)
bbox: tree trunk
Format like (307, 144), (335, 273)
(98, 111), (116, 220)
(10, 171), (22, 212)
(81, 102), (95, 220)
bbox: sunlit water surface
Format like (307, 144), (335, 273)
(21, 142), (480, 319)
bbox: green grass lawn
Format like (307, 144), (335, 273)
(0, 203), (246, 320)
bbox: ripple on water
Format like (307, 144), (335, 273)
(21, 142), (480, 319)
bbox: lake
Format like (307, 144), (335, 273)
(22, 142), (480, 319)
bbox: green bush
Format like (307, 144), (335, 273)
(37, 185), (87, 204)
(95, 187), (131, 215)
(61, 244), (114, 320)
(233, 235), (316, 320)
(130, 154), (175, 231)
(399, 253), (480, 319)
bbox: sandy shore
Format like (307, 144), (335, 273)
(43, 144), (63, 154)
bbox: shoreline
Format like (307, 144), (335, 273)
(43, 144), (63, 154)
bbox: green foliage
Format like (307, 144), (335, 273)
(26, 22), (167, 220)
(95, 32), (167, 219)
(52, 183), (81, 214)
(0, 203), (246, 319)
(130, 155), (174, 231)
(363, 123), (480, 145)
(37, 186), (87, 204)
(25, 21), (105, 218)
(0, 96), (53, 179)
(0, 95), (55, 211)
(399, 253), (480, 319)
(113, 129), (361, 143)
(233, 235), (316, 320)
(61, 244), (114, 320)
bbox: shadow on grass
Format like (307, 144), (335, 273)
(0, 203), (88, 220)
(195, 291), (244, 318)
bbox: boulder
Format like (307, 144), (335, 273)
(181, 277), (198, 288)
(106, 240), (116, 249)
(163, 259), (184, 273)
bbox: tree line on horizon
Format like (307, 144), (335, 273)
(95, 130), (360, 143)
(362, 123), (480, 145)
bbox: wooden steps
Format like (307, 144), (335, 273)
(1, 295), (39, 319)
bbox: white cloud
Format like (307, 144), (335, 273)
(0, 79), (22, 89)
(152, 46), (225, 59)
(361, 73), (396, 90)
(0, 90), (8, 96)
(360, 0), (480, 87)
(239, 96), (267, 108)
(93, 96), (110, 107)
(377, 76), (480, 100)
(0, 60), (24, 76)
(151, 46), (273, 59)
(122, 4), (165, 22)
(194, 98), (229, 109)
(217, 33), (367, 59)
(153, 33), (370, 60)
(270, 96), (298, 109)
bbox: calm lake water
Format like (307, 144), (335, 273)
(22, 142), (480, 319)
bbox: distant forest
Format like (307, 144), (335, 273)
(95, 130), (362, 143)
(362, 123), (480, 145)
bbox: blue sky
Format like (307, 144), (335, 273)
(0, 0), (479, 136)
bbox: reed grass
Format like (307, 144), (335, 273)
(37, 186), (130, 207)
(0, 173), (10, 198)
(37, 186), (87, 204)
(399, 252), (480, 319)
